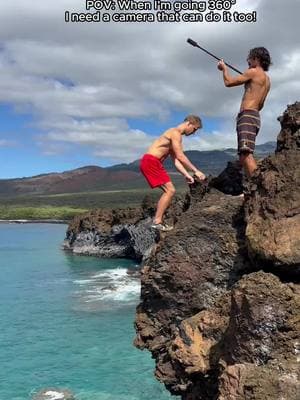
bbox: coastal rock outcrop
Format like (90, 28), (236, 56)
(62, 160), (245, 264)
(62, 103), (299, 399)
(63, 191), (194, 263)
(63, 207), (158, 262)
(135, 185), (251, 398)
(218, 272), (300, 400)
(134, 103), (300, 399)
(245, 102), (300, 273)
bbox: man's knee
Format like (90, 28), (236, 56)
(163, 183), (176, 196)
(168, 186), (176, 196)
(239, 152), (253, 164)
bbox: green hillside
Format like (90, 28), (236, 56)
(0, 142), (276, 219)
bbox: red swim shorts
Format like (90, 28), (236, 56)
(140, 154), (171, 188)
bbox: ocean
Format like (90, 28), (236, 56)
(0, 223), (175, 400)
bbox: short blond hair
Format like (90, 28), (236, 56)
(184, 115), (202, 128)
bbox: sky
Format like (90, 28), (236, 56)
(0, 0), (299, 178)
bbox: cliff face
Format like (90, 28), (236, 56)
(63, 203), (158, 262)
(245, 103), (300, 273)
(134, 103), (300, 399)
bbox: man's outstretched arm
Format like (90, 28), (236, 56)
(218, 59), (253, 87)
(171, 131), (206, 181)
(170, 152), (194, 184)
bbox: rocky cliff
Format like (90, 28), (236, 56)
(134, 103), (300, 399)
(63, 204), (157, 262)
(63, 103), (299, 399)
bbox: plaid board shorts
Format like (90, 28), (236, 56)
(236, 109), (261, 154)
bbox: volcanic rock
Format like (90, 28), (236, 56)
(62, 103), (300, 399)
(63, 207), (158, 262)
(217, 272), (300, 400)
(134, 103), (300, 400)
(210, 160), (243, 195)
(245, 102), (300, 273)
(134, 184), (252, 395)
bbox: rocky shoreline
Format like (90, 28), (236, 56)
(0, 219), (67, 224)
(134, 102), (300, 399)
(62, 162), (244, 263)
(62, 204), (159, 262)
(63, 103), (300, 399)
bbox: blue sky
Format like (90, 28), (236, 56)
(0, 104), (98, 177)
(0, 0), (299, 178)
(0, 104), (224, 178)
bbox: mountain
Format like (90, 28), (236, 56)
(108, 142), (276, 174)
(0, 142), (276, 197)
(0, 166), (140, 197)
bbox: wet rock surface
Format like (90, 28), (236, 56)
(63, 207), (158, 262)
(134, 103), (300, 399)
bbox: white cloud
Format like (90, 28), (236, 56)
(38, 117), (153, 162)
(0, 0), (299, 163)
(0, 139), (18, 147)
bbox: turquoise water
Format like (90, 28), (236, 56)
(0, 224), (174, 400)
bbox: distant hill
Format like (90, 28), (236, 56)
(0, 142), (276, 198)
(0, 166), (141, 197)
(108, 142), (277, 174)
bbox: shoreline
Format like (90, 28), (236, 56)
(0, 219), (68, 224)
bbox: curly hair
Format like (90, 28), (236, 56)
(184, 115), (202, 128)
(248, 47), (272, 71)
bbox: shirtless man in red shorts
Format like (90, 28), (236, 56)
(140, 115), (206, 231)
(218, 47), (271, 177)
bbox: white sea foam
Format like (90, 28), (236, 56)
(44, 391), (64, 400)
(72, 268), (140, 309)
(73, 279), (94, 285)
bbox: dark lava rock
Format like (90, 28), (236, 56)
(276, 101), (300, 152)
(134, 104), (300, 400)
(63, 207), (158, 262)
(219, 360), (300, 400)
(62, 160), (244, 264)
(135, 184), (252, 395)
(245, 102), (300, 273)
(218, 272), (300, 400)
(222, 271), (300, 366)
(62, 103), (299, 399)
(63, 192), (200, 263)
(210, 160), (243, 196)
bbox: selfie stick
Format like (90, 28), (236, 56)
(187, 38), (242, 74)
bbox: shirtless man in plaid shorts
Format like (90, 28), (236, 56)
(140, 115), (206, 231)
(218, 47), (271, 177)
